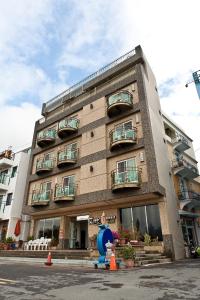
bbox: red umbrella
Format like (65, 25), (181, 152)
(14, 219), (21, 237)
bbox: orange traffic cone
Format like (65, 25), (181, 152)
(44, 252), (53, 266)
(110, 253), (117, 271)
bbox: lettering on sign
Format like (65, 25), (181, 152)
(89, 215), (116, 225)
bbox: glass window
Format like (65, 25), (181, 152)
(120, 208), (132, 230)
(120, 204), (163, 241)
(37, 217), (60, 240)
(0, 195), (3, 209)
(63, 175), (74, 187)
(6, 193), (13, 206)
(132, 206), (147, 236)
(40, 182), (51, 191)
(11, 166), (17, 178)
(146, 205), (162, 240)
(117, 158), (136, 172)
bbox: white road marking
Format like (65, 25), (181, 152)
(0, 278), (17, 283)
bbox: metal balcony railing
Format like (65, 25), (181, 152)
(31, 190), (52, 204)
(178, 190), (200, 201)
(54, 185), (75, 199)
(107, 91), (133, 109)
(111, 167), (141, 189)
(57, 150), (77, 163)
(37, 129), (56, 146)
(110, 127), (137, 148)
(36, 159), (54, 173)
(172, 134), (190, 152)
(58, 118), (79, 131)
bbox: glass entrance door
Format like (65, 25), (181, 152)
(69, 220), (77, 249)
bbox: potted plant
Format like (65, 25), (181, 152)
(112, 231), (120, 245)
(5, 237), (16, 250)
(118, 228), (131, 245)
(144, 233), (151, 246)
(120, 245), (136, 268)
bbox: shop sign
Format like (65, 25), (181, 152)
(89, 215), (116, 225)
(76, 215), (89, 221)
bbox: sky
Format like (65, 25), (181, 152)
(0, 0), (199, 163)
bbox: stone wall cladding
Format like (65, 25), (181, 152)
(163, 234), (175, 260)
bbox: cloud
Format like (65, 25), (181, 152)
(0, 103), (41, 152)
(0, 0), (200, 166)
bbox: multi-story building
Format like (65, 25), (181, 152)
(23, 45), (199, 259)
(0, 148), (31, 241)
(163, 114), (200, 246)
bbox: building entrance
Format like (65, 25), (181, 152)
(182, 219), (197, 246)
(69, 217), (88, 249)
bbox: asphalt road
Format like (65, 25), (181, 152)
(0, 259), (199, 300)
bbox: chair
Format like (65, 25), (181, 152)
(32, 239), (40, 251)
(24, 240), (33, 250)
(38, 237), (46, 250)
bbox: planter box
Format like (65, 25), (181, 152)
(144, 243), (164, 253)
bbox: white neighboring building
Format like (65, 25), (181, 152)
(0, 148), (31, 241)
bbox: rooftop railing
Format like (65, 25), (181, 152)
(44, 48), (136, 112)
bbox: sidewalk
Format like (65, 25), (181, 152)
(0, 256), (95, 267)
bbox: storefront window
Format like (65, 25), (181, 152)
(36, 217), (60, 240)
(121, 208), (132, 230)
(132, 206), (147, 234)
(146, 205), (162, 240)
(120, 204), (162, 241)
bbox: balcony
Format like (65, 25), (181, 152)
(0, 174), (9, 192)
(57, 149), (78, 168)
(111, 168), (141, 192)
(172, 159), (199, 180)
(0, 158), (13, 170)
(109, 127), (137, 151)
(31, 190), (51, 206)
(107, 91), (133, 117)
(37, 129), (56, 147)
(57, 118), (79, 139)
(54, 185), (75, 202)
(172, 134), (190, 153)
(178, 190), (200, 210)
(35, 158), (54, 175)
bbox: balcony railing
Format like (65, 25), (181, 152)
(57, 149), (78, 167)
(178, 190), (200, 202)
(31, 190), (51, 206)
(58, 118), (79, 138)
(111, 168), (141, 191)
(54, 185), (75, 201)
(107, 91), (133, 117)
(172, 159), (199, 179)
(37, 129), (56, 147)
(178, 189), (200, 210)
(36, 158), (54, 174)
(109, 127), (137, 150)
(172, 134), (190, 153)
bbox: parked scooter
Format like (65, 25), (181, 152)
(189, 243), (200, 258)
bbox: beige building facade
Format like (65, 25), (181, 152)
(23, 46), (200, 259)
